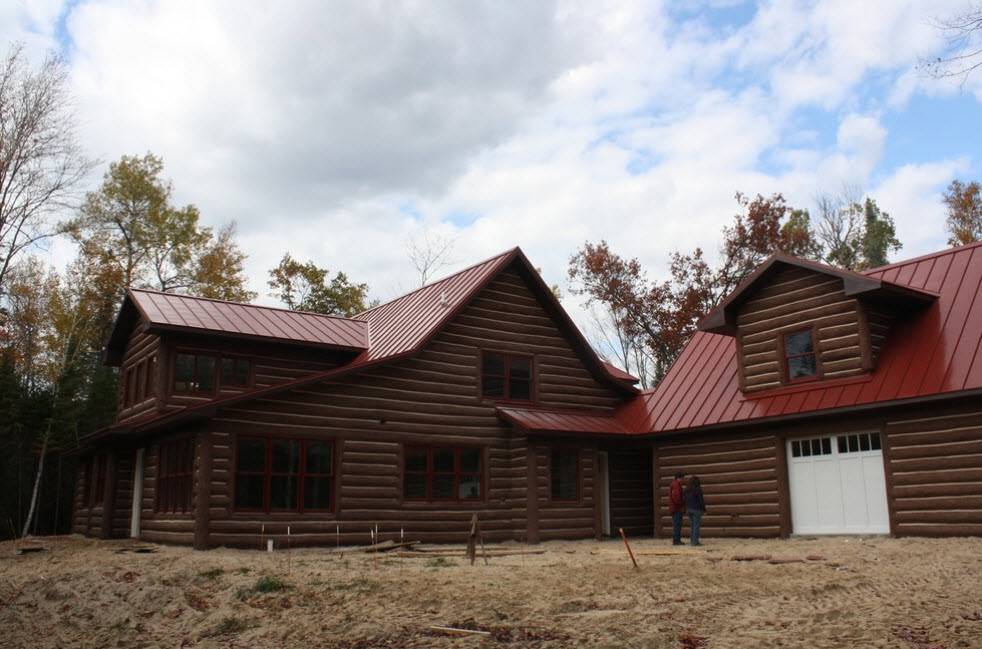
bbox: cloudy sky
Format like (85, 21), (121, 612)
(5, 0), (982, 321)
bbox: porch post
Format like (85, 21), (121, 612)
(194, 431), (213, 550)
(130, 447), (145, 538)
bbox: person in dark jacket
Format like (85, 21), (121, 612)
(668, 472), (685, 545)
(685, 476), (706, 546)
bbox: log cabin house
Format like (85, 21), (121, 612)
(73, 243), (982, 547)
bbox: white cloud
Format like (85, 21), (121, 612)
(1, 0), (978, 335)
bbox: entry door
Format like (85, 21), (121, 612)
(787, 432), (889, 535)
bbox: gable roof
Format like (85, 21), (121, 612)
(620, 241), (982, 434)
(698, 253), (938, 335)
(89, 246), (637, 443)
(105, 289), (369, 364)
(497, 405), (631, 435)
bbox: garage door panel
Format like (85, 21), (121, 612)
(788, 433), (889, 535)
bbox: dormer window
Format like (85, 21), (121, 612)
(783, 328), (819, 382)
(174, 352), (216, 394)
(481, 352), (533, 402)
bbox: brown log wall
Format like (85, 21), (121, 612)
(607, 448), (654, 538)
(736, 266), (867, 391)
(196, 267), (621, 547)
(139, 439), (196, 545)
(885, 408), (982, 536)
(653, 433), (781, 537)
(117, 325), (160, 423)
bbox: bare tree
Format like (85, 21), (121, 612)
(406, 226), (456, 286)
(921, 4), (982, 83)
(586, 304), (654, 389)
(814, 185), (864, 270)
(0, 43), (93, 293)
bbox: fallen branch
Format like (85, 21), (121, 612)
(730, 554), (772, 562)
(429, 625), (491, 637)
(619, 528), (639, 570)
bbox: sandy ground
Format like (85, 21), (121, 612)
(1, 535), (980, 649)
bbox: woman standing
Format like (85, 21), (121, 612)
(685, 476), (706, 546)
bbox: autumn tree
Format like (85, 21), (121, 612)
(0, 44), (93, 295)
(943, 179), (982, 246)
(70, 153), (254, 300)
(815, 189), (901, 270)
(268, 253), (370, 316)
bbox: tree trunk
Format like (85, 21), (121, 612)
(21, 434), (48, 538)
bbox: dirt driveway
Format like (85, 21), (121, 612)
(1, 535), (980, 648)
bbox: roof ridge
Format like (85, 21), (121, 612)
(354, 247), (519, 319)
(862, 241), (982, 275)
(128, 287), (364, 324)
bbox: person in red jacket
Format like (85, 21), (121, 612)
(669, 472), (685, 545)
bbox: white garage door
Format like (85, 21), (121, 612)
(787, 432), (889, 535)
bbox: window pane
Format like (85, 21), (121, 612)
(174, 353), (195, 392)
(811, 439), (822, 455)
(405, 448), (427, 472)
(306, 441), (333, 474)
(837, 436), (847, 453)
(196, 355), (216, 392)
(788, 355), (817, 380)
(432, 474), (454, 499)
(859, 433), (870, 451)
(791, 440), (800, 457)
(433, 448), (455, 473)
(870, 433), (881, 450)
(222, 357), (250, 387)
(482, 376), (504, 398)
(304, 477), (331, 510)
(460, 449), (481, 473)
(237, 438), (266, 472)
(801, 442), (811, 457)
(234, 474), (265, 509)
(482, 353), (505, 376)
(459, 474), (481, 500)
(509, 379), (531, 401)
(848, 435), (859, 453)
(551, 449), (578, 500)
(785, 330), (814, 356)
(272, 440), (301, 473)
(270, 475), (299, 510)
(509, 357), (531, 381)
(145, 357), (156, 396)
(821, 437), (832, 455)
(404, 472), (427, 499)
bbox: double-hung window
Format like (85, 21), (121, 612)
(173, 352), (217, 394)
(481, 352), (533, 401)
(404, 446), (483, 501)
(783, 328), (819, 382)
(157, 437), (194, 513)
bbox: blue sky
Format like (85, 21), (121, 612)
(2, 0), (980, 328)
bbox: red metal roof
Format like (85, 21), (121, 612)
(600, 360), (640, 384)
(127, 288), (369, 350)
(497, 405), (631, 435)
(619, 242), (982, 434)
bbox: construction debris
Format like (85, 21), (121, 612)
(429, 625), (491, 637)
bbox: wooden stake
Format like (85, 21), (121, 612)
(260, 523), (265, 551)
(619, 527), (639, 570)
(466, 514), (478, 566)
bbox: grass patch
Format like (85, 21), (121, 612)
(237, 575), (290, 600)
(328, 578), (379, 594)
(109, 619), (130, 633)
(205, 616), (253, 637)
(427, 557), (456, 568)
(197, 567), (224, 580)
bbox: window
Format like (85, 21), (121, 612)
(221, 356), (251, 388)
(173, 352), (217, 394)
(790, 437), (832, 458)
(837, 432), (881, 454)
(783, 328), (819, 382)
(157, 437), (194, 513)
(233, 437), (334, 512)
(481, 352), (533, 401)
(123, 368), (134, 408)
(403, 446), (483, 501)
(136, 362), (147, 402)
(550, 448), (579, 501)
(144, 356), (156, 399)
(122, 357), (156, 409)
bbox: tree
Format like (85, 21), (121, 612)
(858, 198), (901, 269)
(268, 253), (369, 316)
(943, 179), (982, 246)
(192, 222), (256, 301)
(0, 43), (93, 294)
(922, 5), (982, 83)
(815, 189), (902, 270)
(71, 153), (254, 299)
(406, 227), (455, 286)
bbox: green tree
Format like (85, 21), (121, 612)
(943, 179), (982, 246)
(71, 153), (254, 299)
(858, 198), (901, 269)
(268, 253), (369, 316)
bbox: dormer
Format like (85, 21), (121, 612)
(698, 254), (937, 393)
(103, 289), (370, 422)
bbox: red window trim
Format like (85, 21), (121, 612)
(781, 326), (821, 384)
(403, 445), (485, 503)
(480, 350), (535, 403)
(232, 436), (335, 514)
(156, 436), (195, 514)
(548, 447), (580, 502)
